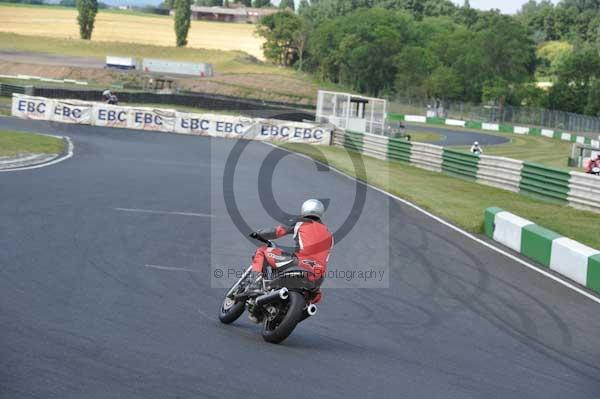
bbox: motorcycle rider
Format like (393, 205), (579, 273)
(470, 141), (483, 155)
(102, 89), (119, 105)
(584, 154), (600, 174)
(248, 199), (333, 306)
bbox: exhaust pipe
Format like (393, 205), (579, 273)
(306, 304), (317, 316)
(255, 287), (289, 307)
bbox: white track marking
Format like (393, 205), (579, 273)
(114, 208), (212, 218)
(0, 135), (74, 172)
(144, 264), (198, 273)
(267, 142), (600, 305)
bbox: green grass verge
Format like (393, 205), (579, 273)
(281, 144), (600, 249)
(0, 129), (64, 156)
(406, 130), (444, 143)
(0, 97), (11, 116)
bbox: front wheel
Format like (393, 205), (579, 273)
(261, 291), (305, 344)
(219, 295), (245, 324)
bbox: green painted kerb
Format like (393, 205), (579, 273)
(499, 124), (514, 133)
(426, 117), (445, 125)
(520, 224), (562, 267)
(484, 207), (504, 238)
(465, 120), (482, 129)
(387, 113), (405, 121)
(529, 127), (542, 136)
(587, 254), (600, 294)
(343, 130), (364, 153)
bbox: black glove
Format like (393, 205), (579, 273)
(249, 231), (260, 239)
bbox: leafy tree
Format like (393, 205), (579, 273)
(174, 0), (192, 47)
(395, 46), (438, 98)
(427, 66), (463, 100)
(585, 80), (600, 116)
(547, 45), (600, 114)
(279, 0), (295, 10)
(298, 0), (310, 13)
(195, 0), (222, 5)
(161, 0), (175, 8)
(256, 11), (303, 66)
(76, 0), (98, 40)
(253, 0), (272, 7)
(309, 9), (414, 95)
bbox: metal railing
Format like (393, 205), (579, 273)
(389, 97), (600, 136)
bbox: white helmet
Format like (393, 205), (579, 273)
(474, 141), (479, 146)
(301, 199), (325, 219)
(102, 90), (111, 97)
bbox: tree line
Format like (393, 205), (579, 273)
(257, 0), (600, 117)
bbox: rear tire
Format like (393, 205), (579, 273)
(262, 291), (305, 344)
(219, 295), (245, 324)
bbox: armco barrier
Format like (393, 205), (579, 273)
(519, 162), (570, 204)
(387, 137), (412, 163)
(410, 142), (443, 172)
(390, 113), (600, 149)
(343, 130), (364, 153)
(330, 130), (600, 213)
(568, 172), (600, 213)
(476, 156), (523, 192)
(361, 133), (388, 160)
(442, 148), (479, 180)
(485, 207), (600, 294)
(11, 94), (331, 145)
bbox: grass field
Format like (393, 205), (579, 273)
(406, 130), (444, 143)
(0, 4), (264, 59)
(282, 144), (600, 249)
(0, 129), (64, 156)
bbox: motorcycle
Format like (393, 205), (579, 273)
(218, 234), (320, 344)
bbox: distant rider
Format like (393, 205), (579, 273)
(470, 141), (483, 155)
(102, 89), (119, 105)
(249, 199), (333, 306)
(584, 154), (600, 175)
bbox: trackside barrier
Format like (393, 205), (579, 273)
(11, 94), (331, 144)
(519, 162), (570, 204)
(331, 130), (600, 213)
(410, 142), (443, 172)
(485, 207), (600, 294)
(476, 156), (523, 192)
(390, 113), (600, 149)
(568, 172), (600, 213)
(442, 148), (479, 180)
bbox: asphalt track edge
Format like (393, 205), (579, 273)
(0, 133), (74, 172)
(268, 142), (600, 305)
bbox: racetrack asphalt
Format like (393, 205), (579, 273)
(404, 123), (510, 146)
(1, 117), (599, 399)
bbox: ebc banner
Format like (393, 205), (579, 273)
(11, 94), (54, 121)
(93, 104), (129, 128)
(127, 107), (176, 132)
(52, 99), (92, 124)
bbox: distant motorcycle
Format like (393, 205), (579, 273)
(218, 234), (320, 344)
